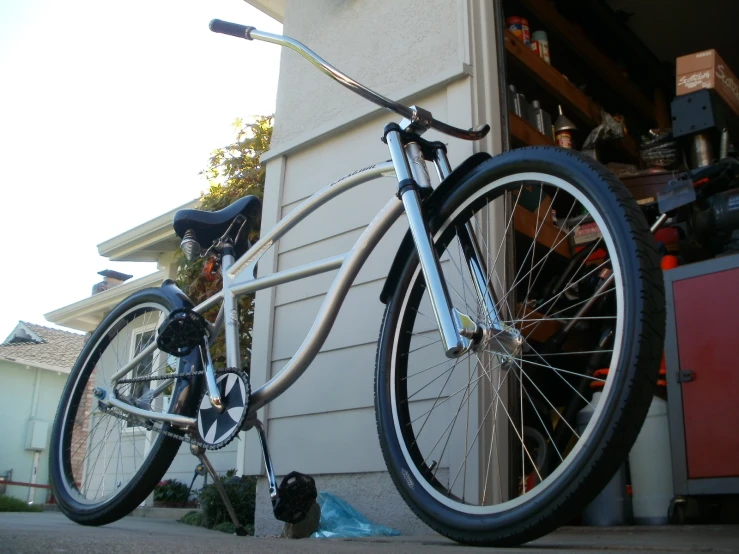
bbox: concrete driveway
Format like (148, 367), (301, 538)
(1, 512), (738, 553)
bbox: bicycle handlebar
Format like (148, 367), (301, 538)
(209, 19), (490, 141)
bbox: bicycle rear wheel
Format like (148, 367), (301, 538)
(375, 147), (665, 546)
(50, 288), (198, 525)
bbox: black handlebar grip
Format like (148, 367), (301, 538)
(209, 19), (254, 40)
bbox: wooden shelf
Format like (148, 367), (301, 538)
(519, 0), (657, 125)
(504, 30), (640, 162)
(514, 205), (571, 259)
(509, 113), (553, 146)
(505, 29), (601, 126)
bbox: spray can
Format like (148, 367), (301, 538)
(532, 31), (551, 64)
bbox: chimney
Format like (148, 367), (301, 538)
(92, 269), (133, 295)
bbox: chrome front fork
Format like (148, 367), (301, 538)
(385, 128), (504, 357)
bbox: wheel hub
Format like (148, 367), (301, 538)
(483, 325), (524, 358)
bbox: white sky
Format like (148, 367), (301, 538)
(0, 1), (282, 337)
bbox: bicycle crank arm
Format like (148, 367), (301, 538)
(200, 340), (225, 412)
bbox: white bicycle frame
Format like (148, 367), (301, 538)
(100, 24), (505, 433)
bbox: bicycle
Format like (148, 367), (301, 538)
(49, 19), (665, 546)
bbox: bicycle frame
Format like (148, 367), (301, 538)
(102, 25), (506, 431)
(202, 160), (403, 414)
(102, 135), (506, 431)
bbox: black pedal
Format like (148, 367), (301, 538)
(272, 471), (317, 524)
(156, 308), (209, 356)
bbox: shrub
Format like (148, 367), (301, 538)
(213, 521), (236, 534)
(180, 510), (203, 527)
(153, 479), (190, 505)
(0, 496), (43, 512)
(198, 469), (257, 528)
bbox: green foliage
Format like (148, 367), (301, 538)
(213, 521), (236, 534)
(153, 479), (190, 504)
(0, 496), (42, 512)
(180, 510), (204, 527)
(177, 116), (273, 367)
(198, 470), (257, 529)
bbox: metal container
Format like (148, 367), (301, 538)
(554, 105), (577, 148)
(532, 30), (550, 64)
(529, 100), (554, 141)
(691, 132), (714, 168)
(509, 85), (530, 122)
(506, 16), (531, 46)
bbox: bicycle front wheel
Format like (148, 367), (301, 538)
(50, 288), (197, 526)
(375, 147), (665, 546)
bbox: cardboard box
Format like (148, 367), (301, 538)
(676, 49), (739, 118)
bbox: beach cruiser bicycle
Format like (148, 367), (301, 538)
(50, 18), (665, 547)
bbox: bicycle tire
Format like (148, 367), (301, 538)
(50, 287), (198, 526)
(375, 147), (665, 546)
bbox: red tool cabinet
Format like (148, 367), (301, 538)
(665, 254), (739, 495)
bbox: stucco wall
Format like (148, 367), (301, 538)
(269, 0), (466, 150)
(0, 362), (68, 504)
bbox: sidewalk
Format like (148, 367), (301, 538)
(1, 512), (738, 553)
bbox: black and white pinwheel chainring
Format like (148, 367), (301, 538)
(196, 370), (250, 450)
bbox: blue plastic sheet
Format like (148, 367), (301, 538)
(311, 492), (401, 539)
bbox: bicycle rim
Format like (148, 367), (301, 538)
(389, 171), (625, 514)
(57, 302), (181, 507)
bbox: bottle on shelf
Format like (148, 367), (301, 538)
(531, 30), (551, 64)
(509, 84), (530, 121)
(529, 100), (554, 142)
(554, 105), (577, 149)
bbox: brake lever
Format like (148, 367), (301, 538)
(432, 120), (491, 141)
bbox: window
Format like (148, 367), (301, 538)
(126, 330), (155, 428)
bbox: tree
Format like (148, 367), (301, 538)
(177, 115), (273, 367)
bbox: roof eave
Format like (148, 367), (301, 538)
(244, 0), (284, 22)
(97, 200), (197, 262)
(0, 355), (71, 374)
(45, 271), (167, 332)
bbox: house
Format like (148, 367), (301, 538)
(0, 322), (85, 504)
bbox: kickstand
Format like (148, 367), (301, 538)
(190, 444), (248, 536)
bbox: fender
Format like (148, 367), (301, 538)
(158, 279), (203, 418)
(379, 152), (492, 304)
(160, 278), (195, 309)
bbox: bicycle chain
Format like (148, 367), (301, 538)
(107, 369), (238, 450)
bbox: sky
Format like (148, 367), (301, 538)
(0, 0), (282, 338)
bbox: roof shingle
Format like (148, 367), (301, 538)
(0, 322), (85, 370)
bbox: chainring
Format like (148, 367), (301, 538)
(196, 369), (250, 450)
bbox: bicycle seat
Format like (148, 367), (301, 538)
(173, 195), (262, 247)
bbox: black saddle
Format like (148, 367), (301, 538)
(173, 196), (262, 249)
